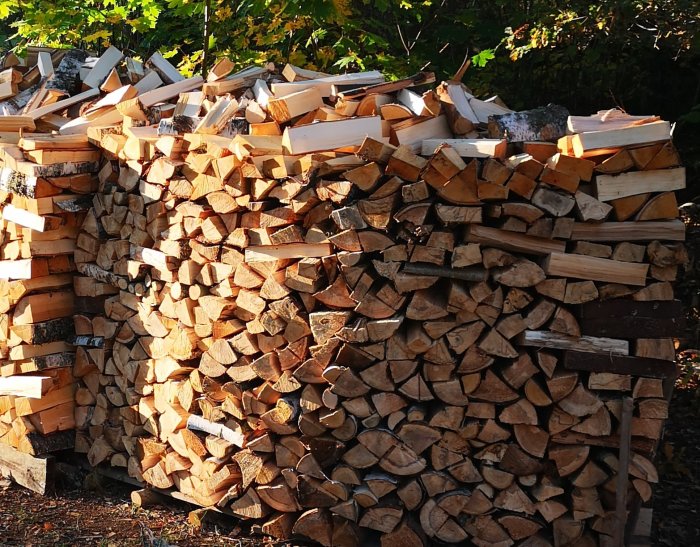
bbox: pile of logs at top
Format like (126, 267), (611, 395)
(0, 45), (688, 547)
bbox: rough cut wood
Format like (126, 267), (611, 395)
(570, 220), (685, 242)
(83, 46), (124, 89)
(282, 116), (383, 154)
(595, 167), (685, 202)
(421, 138), (506, 158)
(563, 351), (677, 379)
(0, 375), (51, 397)
(465, 225), (566, 256)
(517, 330), (629, 355)
(0, 443), (53, 494)
(567, 121), (671, 157)
(245, 244), (332, 262)
(543, 252), (649, 286)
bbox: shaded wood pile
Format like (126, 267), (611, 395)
(0, 131), (103, 455)
(0, 46), (688, 546)
(0, 46), (209, 466)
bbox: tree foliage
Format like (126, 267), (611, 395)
(0, 0), (698, 121)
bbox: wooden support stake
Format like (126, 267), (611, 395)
(615, 397), (634, 547)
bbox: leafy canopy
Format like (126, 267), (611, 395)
(0, 0), (697, 119)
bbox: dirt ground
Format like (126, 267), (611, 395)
(1, 379), (699, 547)
(0, 476), (275, 547)
(650, 354), (700, 546)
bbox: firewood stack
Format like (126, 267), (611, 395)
(0, 46), (687, 545)
(0, 46), (202, 471)
(0, 132), (102, 456)
(71, 79), (686, 547)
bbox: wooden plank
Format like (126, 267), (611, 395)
(202, 66), (270, 95)
(393, 115), (452, 153)
(570, 220), (685, 242)
(58, 109), (124, 136)
(37, 52), (54, 78)
(470, 97), (512, 124)
(133, 70), (163, 94)
(402, 262), (488, 282)
(0, 116), (36, 131)
(32, 401), (75, 434)
(0, 443), (53, 495)
(130, 245), (178, 270)
(11, 317), (75, 345)
(517, 330), (629, 355)
(0, 375), (51, 398)
(630, 508), (653, 545)
(595, 167), (685, 202)
(28, 239), (77, 256)
(13, 291), (74, 325)
(421, 138), (506, 158)
(14, 384), (74, 416)
(82, 46), (124, 89)
(0, 258), (48, 280)
(24, 149), (101, 165)
(267, 87), (323, 123)
(579, 299), (683, 319)
(563, 351), (677, 379)
(19, 134), (91, 150)
(397, 88), (431, 115)
(551, 430), (656, 456)
(543, 252), (649, 286)
(19, 430), (75, 457)
(84, 84), (138, 114)
(1, 203), (48, 232)
(569, 121), (671, 157)
(442, 82), (478, 124)
(568, 111), (659, 134)
(6, 353), (75, 376)
(271, 71), (385, 97)
(29, 88), (99, 120)
(138, 76), (204, 108)
(578, 299), (684, 338)
(579, 316), (684, 338)
(465, 225), (566, 256)
(9, 341), (73, 360)
(282, 64), (330, 82)
(146, 51), (184, 83)
(245, 243), (332, 262)
(282, 116), (382, 155)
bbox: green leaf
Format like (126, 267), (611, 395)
(471, 48), (495, 67)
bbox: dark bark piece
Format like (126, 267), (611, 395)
(402, 262), (487, 282)
(11, 317), (74, 345)
(19, 430), (75, 456)
(45, 49), (89, 94)
(0, 84), (39, 113)
(563, 351), (677, 379)
(487, 104), (569, 142)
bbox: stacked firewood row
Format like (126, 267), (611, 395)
(0, 46), (686, 545)
(70, 77), (685, 547)
(0, 44), (176, 463)
(0, 133), (101, 456)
